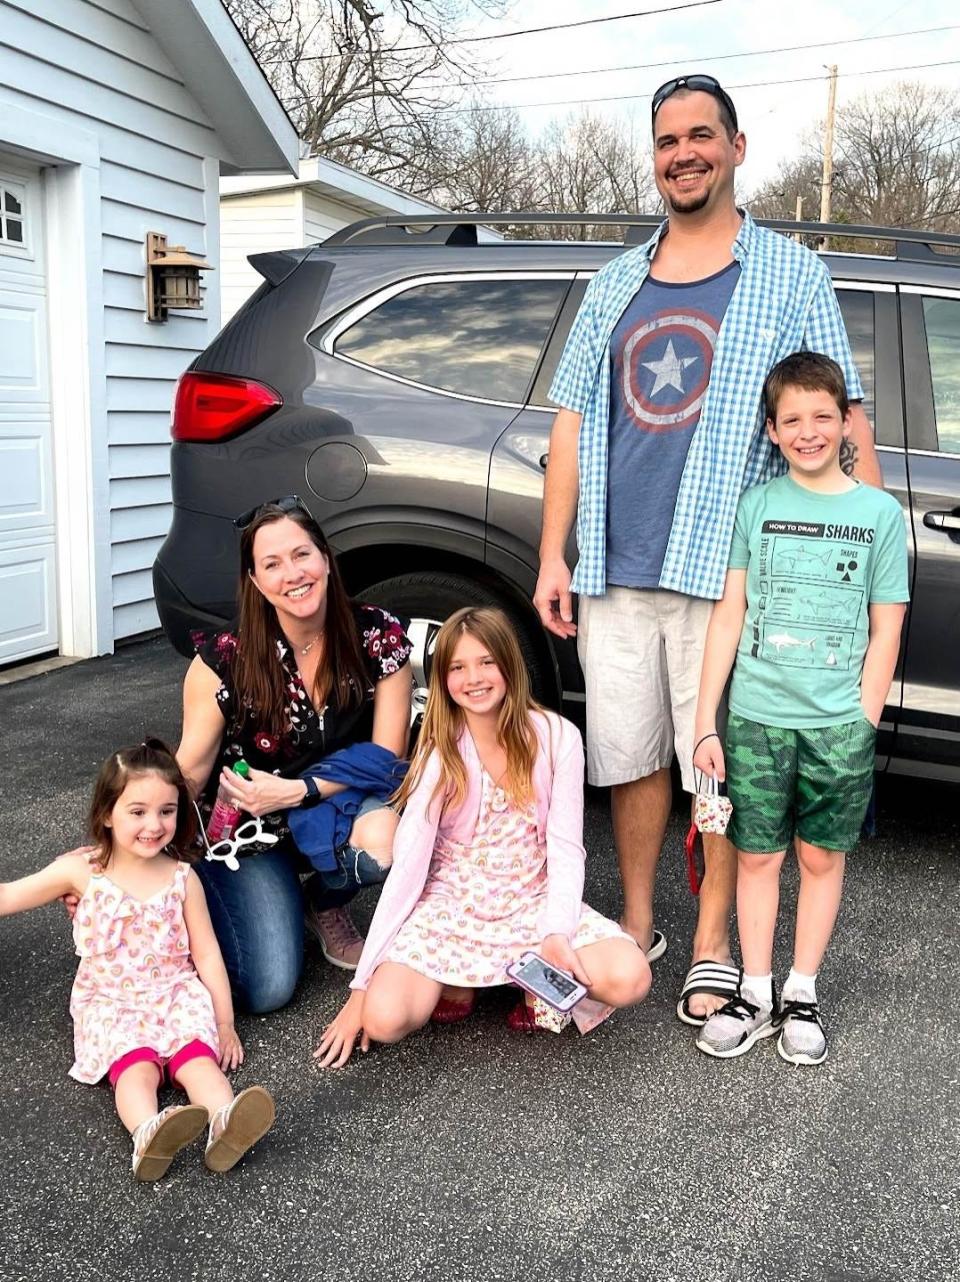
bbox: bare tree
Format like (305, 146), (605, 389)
(224, 0), (509, 177)
(531, 111), (657, 240)
(403, 106), (538, 211)
(749, 82), (960, 249)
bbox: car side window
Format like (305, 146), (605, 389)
(922, 296), (960, 454)
(334, 277), (569, 404)
(835, 289), (875, 426)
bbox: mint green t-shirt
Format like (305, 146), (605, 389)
(727, 474), (909, 728)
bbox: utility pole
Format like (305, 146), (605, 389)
(794, 194), (803, 243)
(819, 64), (838, 251)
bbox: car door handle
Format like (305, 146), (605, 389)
(923, 509), (960, 532)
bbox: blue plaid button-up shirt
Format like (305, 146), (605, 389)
(549, 211), (863, 600)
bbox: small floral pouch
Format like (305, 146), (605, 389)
(532, 997), (572, 1034)
(693, 771), (733, 837)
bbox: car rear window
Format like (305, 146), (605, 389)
(334, 277), (568, 404)
(922, 296), (960, 453)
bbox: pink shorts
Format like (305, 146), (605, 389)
(107, 1039), (217, 1089)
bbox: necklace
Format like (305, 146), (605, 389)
(298, 633), (322, 657)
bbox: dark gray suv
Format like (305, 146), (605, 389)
(154, 214), (960, 782)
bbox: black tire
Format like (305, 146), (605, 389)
(361, 571), (553, 717)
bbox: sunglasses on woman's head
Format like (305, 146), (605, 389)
(651, 74), (738, 132)
(233, 493), (315, 530)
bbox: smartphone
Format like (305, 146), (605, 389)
(505, 951), (588, 1012)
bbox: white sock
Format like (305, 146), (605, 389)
(740, 972), (773, 1010)
(783, 968), (817, 1004)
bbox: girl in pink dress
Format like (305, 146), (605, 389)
(316, 608), (652, 1068)
(0, 740), (274, 1181)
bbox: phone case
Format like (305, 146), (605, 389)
(505, 951), (588, 1012)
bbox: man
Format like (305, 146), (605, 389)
(533, 74), (881, 1025)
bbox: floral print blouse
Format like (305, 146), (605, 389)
(194, 603), (411, 848)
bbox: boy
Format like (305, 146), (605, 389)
(691, 351), (908, 1064)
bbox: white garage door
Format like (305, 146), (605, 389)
(0, 158), (56, 666)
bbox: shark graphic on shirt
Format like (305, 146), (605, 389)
(766, 632), (817, 656)
(804, 592), (859, 621)
(775, 544), (832, 574)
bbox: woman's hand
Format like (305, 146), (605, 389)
(539, 933), (592, 989)
(57, 846), (98, 919)
(313, 991), (369, 1069)
(218, 765), (306, 818)
(693, 730), (726, 784)
(217, 1021), (244, 1071)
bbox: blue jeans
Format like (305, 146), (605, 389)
(197, 846), (305, 1015)
(195, 799), (392, 1014)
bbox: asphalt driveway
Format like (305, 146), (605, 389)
(1, 638), (957, 1282)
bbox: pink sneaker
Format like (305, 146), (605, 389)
(306, 905), (364, 970)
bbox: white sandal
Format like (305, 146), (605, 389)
(204, 1086), (276, 1173)
(131, 1104), (208, 1182)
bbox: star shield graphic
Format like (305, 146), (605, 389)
(619, 309), (720, 433)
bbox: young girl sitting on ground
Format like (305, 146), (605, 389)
(0, 739), (275, 1181)
(315, 607), (651, 1068)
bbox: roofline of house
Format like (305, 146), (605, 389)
(220, 154), (448, 217)
(132, 0), (299, 176)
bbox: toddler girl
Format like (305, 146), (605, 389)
(0, 739), (275, 1180)
(316, 608), (651, 1067)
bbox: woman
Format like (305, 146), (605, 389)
(178, 495), (411, 1014)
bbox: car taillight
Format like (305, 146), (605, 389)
(172, 371), (282, 442)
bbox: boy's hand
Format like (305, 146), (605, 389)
(693, 732), (726, 783)
(217, 1021), (244, 1071)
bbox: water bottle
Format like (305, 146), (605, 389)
(206, 759), (251, 842)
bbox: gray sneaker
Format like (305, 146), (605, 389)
(775, 999), (828, 1065)
(695, 993), (777, 1059)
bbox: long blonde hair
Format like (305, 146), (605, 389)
(393, 608), (541, 814)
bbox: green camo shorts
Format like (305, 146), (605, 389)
(725, 713), (876, 854)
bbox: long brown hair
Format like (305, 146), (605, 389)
(88, 738), (197, 866)
(232, 503), (368, 736)
(393, 607), (541, 814)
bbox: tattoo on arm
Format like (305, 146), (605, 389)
(840, 439), (859, 476)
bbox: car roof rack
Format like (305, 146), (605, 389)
(322, 212), (960, 261)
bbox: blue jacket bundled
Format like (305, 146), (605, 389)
(287, 742), (408, 873)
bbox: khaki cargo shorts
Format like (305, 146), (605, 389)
(577, 586), (715, 794)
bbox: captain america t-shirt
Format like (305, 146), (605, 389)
(606, 261), (741, 588)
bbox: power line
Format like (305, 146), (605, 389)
(258, 0), (723, 65)
(427, 57), (960, 116)
(460, 23), (960, 90)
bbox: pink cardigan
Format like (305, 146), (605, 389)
(351, 710), (589, 993)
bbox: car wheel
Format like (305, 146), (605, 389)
(360, 572), (552, 724)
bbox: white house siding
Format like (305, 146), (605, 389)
(220, 188), (301, 325)
(221, 187), (397, 324)
(0, 0), (229, 646)
(302, 190), (362, 246)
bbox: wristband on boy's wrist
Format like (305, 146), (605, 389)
(693, 732), (720, 755)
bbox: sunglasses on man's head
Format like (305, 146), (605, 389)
(651, 74), (738, 132)
(233, 493), (315, 530)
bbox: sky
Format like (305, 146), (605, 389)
(437, 0), (960, 196)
